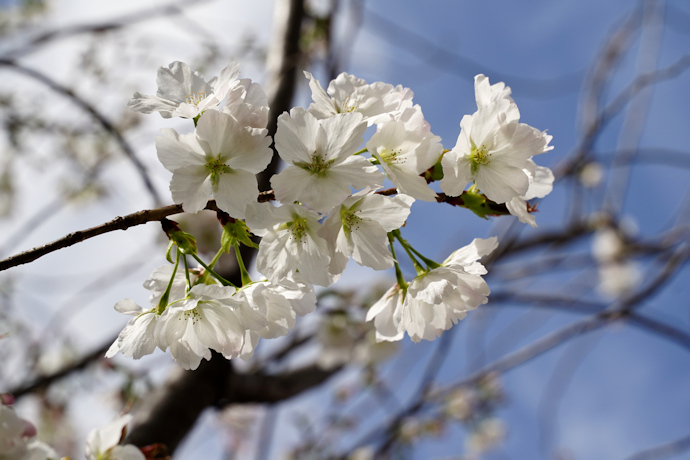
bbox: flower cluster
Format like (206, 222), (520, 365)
(109, 61), (553, 369)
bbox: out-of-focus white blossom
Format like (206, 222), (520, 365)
(466, 418), (506, 455)
(84, 414), (144, 460)
(592, 226), (642, 298)
(579, 161), (604, 188)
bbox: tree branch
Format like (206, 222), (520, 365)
(3, 0), (215, 58)
(0, 59), (162, 205)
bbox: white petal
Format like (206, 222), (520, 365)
(170, 165), (212, 213)
(213, 169), (259, 219)
(275, 107), (320, 164)
(156, 129), (206, 172)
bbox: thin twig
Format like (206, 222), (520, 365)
(623, 432), (690, 460)
(3, 0), (216, 59)
(0, 59), (162, 205)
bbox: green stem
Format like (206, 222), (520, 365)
(407, 245), (442, 270)
(208, 247), (224, 269)
(182, 254), (192, 294)
(157, 249), (180, 315)
(353, 148), (368, 155)
(234, 244), (252, 286)
(191, 253), (236, 287)
(391, 230), (426, 275)
(392, 229), (441, 270)
(388, 233), (408, 293)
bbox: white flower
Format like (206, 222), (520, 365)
(466, 418), (506, 454)
(474, 74), (515, 113)
(316, 311), (397, 370)
(592, 227), (642, 298)
(245, 202), (334, 287)
(156, 110), (272, 217)
(154, 284), (266, 370)
(271, 108), (384, 213)
(107, 265), (196, 360)
(305, 71), (413, 126)
(365, 284), (405, 342)
(0, 403), (47, 460)
(505, 162), (554, 227)
(441, 78), (552, 204)
(597, 261), (642, 298)
(128, 61), (240, 119)
(367, 114), (443, 202)
(366, 237), (497, 343)
(235, 281), (317, 360)
(85, 414), (144, 460)
(222, 78), (270, 130)
(142, 263), (192, 306)
(319, 191), (414, 275)
(0, 403), (59, 460)
(106, 299), (158, 360)
(24, 440), (60, 460)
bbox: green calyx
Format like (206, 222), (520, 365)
(461, 189), (495, 219)
(162, 218), (197, 256)
(221, 219), (258, 253)
(425, 158), (445, 183)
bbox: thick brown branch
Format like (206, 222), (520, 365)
(125, 356), (339, 452)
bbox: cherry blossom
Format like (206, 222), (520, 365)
(505, 162), (555, 227)
(0, 403), (59, 460)
(272, 108), (384, 213)
(85, 414), (144, 460)
(305, 71), (413, 126)
(156, 110), (272, 217)
(367, 113), (443, 201)
(154, 284), (266, 370)
(441, 75), (552, 204)
(367, 238), (497, 343)
(107, 265), (196, 360)
(128, 61), (240, 119)
(245, 202), (333, 287)
(319, 191), (414, 274)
